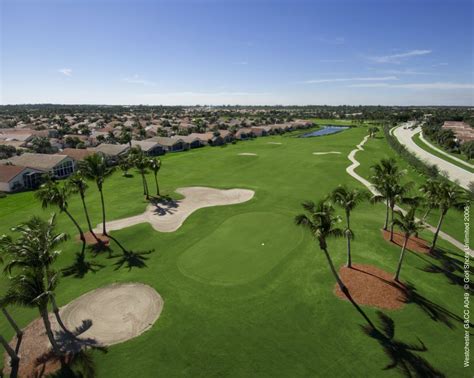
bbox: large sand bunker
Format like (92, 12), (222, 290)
(95, 187), (255, 233)
(313, 151), (341, 155)
(238, 152), (258, 156)
(4, 283), (163, 376)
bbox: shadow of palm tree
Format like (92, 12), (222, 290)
(362, 311), (445, 377)
(419, 248), (468, 288)
(34, 320), (107, 378)
(113, 249), (152, 271)
(62, 253), (105, 278)
(150, 197), (180, 216)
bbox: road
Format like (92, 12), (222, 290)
(393, 124), (472, 190)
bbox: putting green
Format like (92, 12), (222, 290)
(178, 211), (304, 285)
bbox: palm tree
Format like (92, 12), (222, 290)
(0, 215), (72, 355)
(330, 186), (368, 268)
(371, 158), (404, 230)
(135, 155), (150, 199)
(419, 178), (440, 221)
(68, 171), (99, 242)
(392, 207), (425, 281)
(0, 306), (22, 378)
(429, 181), (465, 253)
(148, 157), (162, 197)
(295, 200), (346, 292)
(36, 178), (87, 254)
(387, 181), (417, 242)
(80, 154), (113, 235)
(3, 269), (61, 354)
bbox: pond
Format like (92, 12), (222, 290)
(299, 125), (349, 138)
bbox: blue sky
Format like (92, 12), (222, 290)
(1, 0), (473, 105)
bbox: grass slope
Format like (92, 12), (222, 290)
(0, 124), (471, 377)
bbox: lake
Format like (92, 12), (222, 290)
(299, 125), (349, 138)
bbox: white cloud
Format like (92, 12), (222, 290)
(58, 68), (72, 77)
(348, 82), (474, 90)
(368, 49), (432, 64)
(302, 76), (398, 84)
(432, 62), (449, 67)
(123, 74), (156, 86)
(378, 69), (433, 75)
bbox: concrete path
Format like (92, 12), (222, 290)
(393, 124), (472, 190)
(346, 135), (473, 257)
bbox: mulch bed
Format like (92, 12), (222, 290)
(3, 314), (62, 377)
(334, 264), (407, 310)
(80, 231), (110, 246)
(381, 229), (430, 254)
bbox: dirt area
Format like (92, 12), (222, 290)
(334, 264), (407, 310)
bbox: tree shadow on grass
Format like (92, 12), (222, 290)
(417, 247), (469, 289)
(113, 249), (153, 271)
(35, 320), (107, 378)
(362, 311), (445, 378)
(62, 252), (105, 279)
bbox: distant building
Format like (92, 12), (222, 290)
(6, 153), (76, 179)
(442, 121), (474, 143)
(131, 140), (165, 156)
(150, 137), (190, 152)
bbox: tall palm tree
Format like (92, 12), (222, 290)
(148, 157), (162, 197)
(0, 332), (19, 378)
(36, 178), (86, 254)
(429, 181), (465, 253)
(392, 207), (425, 281)
(371, 158), (404, 230)
(68, 171), (99, 242)
(295, 200), (346, 292)
(0, 215), (72, 355)
(135, 155), (150, 199)
(419, 178), (440, 221)
(330, 186), (368, 268)
(387, 181), (417, 242)
(80, 154), (113, 235)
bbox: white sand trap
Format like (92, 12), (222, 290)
(95, 187), (255, 233)
(267, 142), (282, 145)
(312, 151), (341, 155)
(59, 283), (163, 346)
(238, 152), (258, 156)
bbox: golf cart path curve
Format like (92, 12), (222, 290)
(393, 124), (472, 190)
(346, 135), (473, 256)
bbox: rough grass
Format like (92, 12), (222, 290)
(0, 123), (471, 377)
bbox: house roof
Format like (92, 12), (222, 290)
(0, 165), (27, 183)
(92, 144), (129, 156)
(131, 140), (162, 152)
(57, 148), (94, 161)
(7, 153), (70, 171)
(151, 137), (186, 147)
(171, 135), (202, 144)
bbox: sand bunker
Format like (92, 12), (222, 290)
(267, 142), (282, 145)
(60, 282), (163, 345)
(4, 283), (163, 376)
(313, 151), (341, 155)
(95, 187), (254, 233)
(334, 264), (407, 310)
(238, 153), (258, 156)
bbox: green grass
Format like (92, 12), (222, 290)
(412, 132), (474, 173)
(0, 122), (471, 377)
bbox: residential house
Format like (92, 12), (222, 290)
(188, 132), (224, 146)
(0, 165), (43, 192)
(151, 137), (190, 152)
(131, 140), (165, 156)
(6, 153), (76, 179)
(90, 144), (130, 164)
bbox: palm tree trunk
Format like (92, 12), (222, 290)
(346, 212), (352, 268)
(63, 209), (86, 256)
(140, 173), (147, 195)
(50, 296), (71, 335)
(80, 192), (100, 243)
(1, 308), (22, 354)
(154, 173), (160, 196)
(322, 247), (347, 293)
(389, 206), (395, 241)
(422, 207), (432, 222)
(430, 211), (446, 253)
(144, 175), (149, 199)
(383, 199), (389, 230)
(99, 186), (107, 235)
(0, 334), (19, 378)
(394, 236), (409, 281)
(39, 305), (60, 355)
